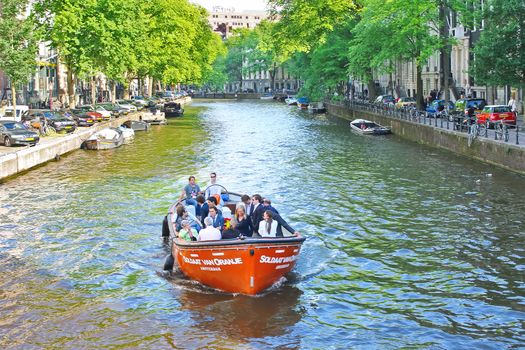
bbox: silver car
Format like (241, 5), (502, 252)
(0, 120), (40, 147)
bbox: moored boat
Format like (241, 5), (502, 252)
(122, 120), (151, 131)
(350, 119), (391, 135)
(164, 102), (184, 117)
(285, 97), (297, 105)
(260, 93), (274, 100)
(163, 189), (305, 295)
(83, 128), (124, 150)
(117, 126), (135, 144)
(308, 102), (326, 113)
(141, 110), (167, 125)
(297, 97), (309, 109)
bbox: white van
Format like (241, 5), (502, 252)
(1, 105), (30, 122)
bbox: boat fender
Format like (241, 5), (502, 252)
(250, 249), (254, 256)
(163, 253), (174, 271)
(162, 215), (170, 237)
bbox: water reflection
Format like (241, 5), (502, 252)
(177, 286), (303, 345)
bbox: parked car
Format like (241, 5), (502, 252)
(476, 105), (517, 128)
(131, 96), (149, 107)
(96, 103), (126, 117)
(2, 105), (29, 122)
(36, 111), (77, 133)
(75, 105), (110, 121)
(395, 97), (416, 108)
(455, 98), (487, 116)
(374, 95), (395, 105)
(116, 99), (138, 112)
(425, 100), (455, 117)
(70, 112), (95, 127)
(0, 120), (39, 147)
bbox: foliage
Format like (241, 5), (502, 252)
(0, 0), (40, 93)
(267, 0), (358, 59)
(470, 0), (525, 89)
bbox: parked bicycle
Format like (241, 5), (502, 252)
(494, 120), (509, 142)
(467, 122), (486, 147)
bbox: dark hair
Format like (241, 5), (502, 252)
(196, 195), (205, 204)
(263, 198), (271, 204)
(253, 194), (262, 202)
(189, 175), (195, 181)
(241, 194), (250, 202)
(176, 205), (186, 217)
(209, 206), (217, 213)
(264, 210), (273, 219)
(207, 196), (217, 205)
(210, 172), (216, 177)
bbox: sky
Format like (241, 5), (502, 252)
(192, 0), (268, 11)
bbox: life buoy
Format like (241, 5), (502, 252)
(213, 194), (221, 206)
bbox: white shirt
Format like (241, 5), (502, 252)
(205, 183), (222, 199)
(198, 226), (221, 241)
(259, 220), (278, 237)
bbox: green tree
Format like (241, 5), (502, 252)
(470, 0), (525, 111)
(349, 0), (441, 108)
(0, 0), (39, 111)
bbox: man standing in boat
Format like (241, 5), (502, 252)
(179, 175), (202, 208)
(250, 194), (265, 236)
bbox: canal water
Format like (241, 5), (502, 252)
(1, 100), (524, 349)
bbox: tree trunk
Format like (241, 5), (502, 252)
(111, 80), (116, 103)
(439, 2), (451, 101)
(67, 67), (75, 108)
(11, 85), (17, 118)
(416, 64), (424, 110)
(91, 76), (96, 105)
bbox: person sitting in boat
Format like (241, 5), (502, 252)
(360, 122), (368, 130)
(198, 217), (221, 241)
(262, 198), (279, 214)
(178, 220), (198, 241)
(258, 210), (300, 238)
(241, 194), (252, 217)
(209, 206), (224, 231)
(227, 205), (253, 238)
(195, 195), (205, 217)
(175, 205), (202, 233)
(179, 175), (202, 208)
(200, 195), (218, 224)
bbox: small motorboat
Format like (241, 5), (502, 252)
(260, 93), (274, 100)
(162, 188), (305, 295)
(122, 120), (151, 131)
(164, 102), (184, 117)
(308, 102), (326, 114)
(297, 97), (309, 109)
(141, 107), (167, 125)
(117, 126), (135, 144)
(83, 128), (124, 150)
(285, 97), (297, 106)
(350, 119), (391, 135)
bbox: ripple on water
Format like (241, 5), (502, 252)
(0, 101), (524, 349)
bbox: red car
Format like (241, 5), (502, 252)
(476, 105), (517, 128)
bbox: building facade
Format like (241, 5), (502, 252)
(208, 6), (267, 39)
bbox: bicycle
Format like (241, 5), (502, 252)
(38, 118), (56, 137)
(467, 122), (486, 147)
(494, 120), (509, 142)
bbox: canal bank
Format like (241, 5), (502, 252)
(0, 96), (192, 181)
(0, 113), (142, 181)
(326, 102), (525, 176)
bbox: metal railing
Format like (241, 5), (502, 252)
(339, 99), (521, 146)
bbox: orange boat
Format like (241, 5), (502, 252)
(162, 190), (305, 295)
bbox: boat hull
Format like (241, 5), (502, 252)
(172, 237), (305, 295)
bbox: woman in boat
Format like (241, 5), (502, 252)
(259, 210), (300, 238)
(228, 205), (253, 238)
(178, 220), (197, 241)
